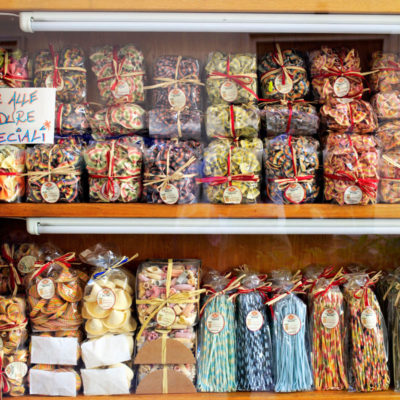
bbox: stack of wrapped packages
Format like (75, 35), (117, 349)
(27, 245), (88, 396)
(86, 44), (147, 203)
(309, 47), (379, 205)
(260, 43), (321, 204)
(199, 52), (262, 203)
(134, 259), (203, 393)
(79, 244), (137, 395)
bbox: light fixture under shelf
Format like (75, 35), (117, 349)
(26, 217), (400, 235)
(19, 12), (400, 34)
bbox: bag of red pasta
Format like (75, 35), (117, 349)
(379, 149), (400, 203)
(324, 133), (379, 205)
(370, 52), (400, 93)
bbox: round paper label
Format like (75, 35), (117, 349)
(96, 288), (116, 310)
(220, 81), (238, 102)
(361, 307), (377, 329)
(321, 308), (339, 329)
(40, 182), (60, 203)
(206, 312), (225, 334)
(168, 88), (187, 110)
(159, 184), (179, 205)
(100, 181), (121, 202)
(114, 81), (130, 98)
(37, 278), (55, 300)
(275, 74), (293, 94)
(156, 307), (176, 327)
(223, 186), (242, 204)
(5, 362), (27, 380)
(283, 313), (301, 335)
(45, 75), (64, 91)
(246, 310), (264, 332)
(334, 77), (350, 98)
(344, 185), (363, 205)
(18, 255), (37, 274)
(284, 183), (306, 204)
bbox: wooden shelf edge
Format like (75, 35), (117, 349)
(1, 203), (400, 219)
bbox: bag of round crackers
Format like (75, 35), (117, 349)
(80, 244), (137, 338)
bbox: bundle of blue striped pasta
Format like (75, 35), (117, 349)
(267, 276), (313, 392)
(236, 273), (274, 391)
(197, 272), (242, 392)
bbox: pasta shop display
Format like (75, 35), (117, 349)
(258, 44), (309, 101)
(34, 45), (87, 103)
(143, 140), (202, 204)
(25, 142), (83, 203)
(376, 120), (400, 151)
(55, 103), (91, 137)
(90, 44), (145, 105)
(264, 134), (320, 204)
(84, 138), (142, 203)
(309, 47), (364, 102)
(148, 108), (202, 140)
(235, 272), (274, 391)
(0, 145), (25, 203)
(344, 273), (390, 392)
(371, 91), (400, 120)
(261, 101), (319, 137)
(379, 149), (400, 203)
(0, 48), (31, 88)
(205, 52), (257, 105)
(370, 52), (400, 93)
(324, 133), (379, 205)
(206, 104), (260, 140)
(199, 138), (262, 204)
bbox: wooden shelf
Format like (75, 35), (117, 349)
(1, 203), (400, 220)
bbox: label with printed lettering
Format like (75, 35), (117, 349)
(37, 278), (55, 300)
(223, 186), (242, 204)
(156, 307), (176, 327)
(344, 185), (362, 205)
(220, 81), (238, 102)
(100, 181), (121, 202)
(18, 255), (37, 274)
(246, 310), (264, 332)
(284, 183), (306, 204)
(361, 307), (377, 329)
(97, 288), (116, 310)
(160, 184), (179, 205)
(334, 77), (350, 98)
(45, 75), (64, 91)
(275, 74), (293, 94)
(321, 308), (339, 329)
(5, 362), (28, 380)
(114, 81), (131, 98)
(41, 182), (60, 203)
(283, 313), (301, 335)
(168, 88), (186, 110)
(206, 312), (225, 334)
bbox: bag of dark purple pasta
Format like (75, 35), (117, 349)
(151, 55), (203, 110)
(55, 103), (90, 137)
(143, 140), (202, 204)
(148, 107), (202, 140)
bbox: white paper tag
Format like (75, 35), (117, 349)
(284, 183), (306, 204)
(5, 362), (28, 380)
(29, 369), (77, 397)
(223, 186), (242, 204)
(156, 307), (176, 327)
(361, 307), (377, 329)
(283, 313), (301, 335)
(45, 75), (64, 91)
(81, 334), (132, 369)
(100, 181), (120, 202)
(37, 278), (55, 300)
(220, 81), (238, 102)
(334, 77), (350, 98)
(18, 255), (37, 274)
(344, 185), (363, 205)
(168, 88), (186, 110)
(159, 184), (179, 205)
(31, 336), (78, 365)
(41, 182), (60, 203)
(113, 81), (130, 98)
(81, 367), (130, 395)
(97, 288), (116, 310)
(206, 312), (225, 334)
(246, 310), (264, 332)
(321, 308), (339, 329)
(275, 74), (293, 94)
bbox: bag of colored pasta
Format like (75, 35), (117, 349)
(0, 48), (31, 88)
(206, 104), (260, 140)
(258, 44), (309, 101)
(90, 44), (145, 105)
(371, 90), (400, 120)
(34, 45), (86, 103)
(379, 149), (400, 203)
(324, 133), (379, 205)
(148, 108), (202, 140)
(0, 145), (25, 203)
(25, 141), (83, 203)
(199, 138), (262, 204)
(150, 55), (203, 110)
(205, 52), (257, 105)
(143, 140), (202, 204)
(370, 52), (400, 93)
(84, 138), (142, 203)
(261, 101), (319, 136)
(80, 244), (137, 338)
(264, 134), (320, 204)
(309, 47), (364, 102)
(376, 120), (400, 151)
(55, 103), (90, 137)
(344, 272), (389, 392)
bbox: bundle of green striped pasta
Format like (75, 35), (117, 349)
(236, 273), (274, 391)
(197, 273), (242, 392)
(344, 272), (390, 392)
